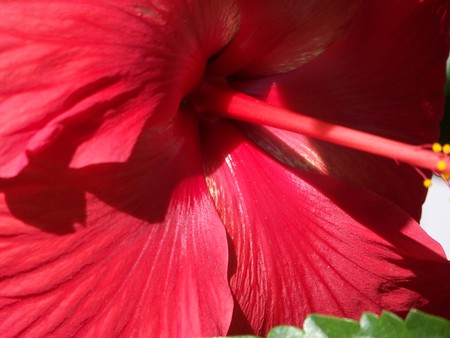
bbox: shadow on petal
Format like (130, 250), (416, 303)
(1, 167), (86, 235)
(0, 109), (204, 234)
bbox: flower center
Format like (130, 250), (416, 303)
(186, 80), (450, 186)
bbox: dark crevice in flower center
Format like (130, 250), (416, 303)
(181, 74), (228, 121)
(178, 98), (189, 112)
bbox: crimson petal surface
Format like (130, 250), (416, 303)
(0, 0), (239, 177)
(201, 121), (450, 335)
(230, 0), (449, 220)
(0, 115), (233, 337)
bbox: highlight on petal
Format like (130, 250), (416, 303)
(201, 121), (450, 336)
(208, 0), (362, 77)
(0, 0), (239, 177)
(0, 114), (233, 337)
(230, 0), (449, 220)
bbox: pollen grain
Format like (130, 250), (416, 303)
(432, 142), (442, 153)
(437, 160), (447, 172)
(443, 144), (450, 154)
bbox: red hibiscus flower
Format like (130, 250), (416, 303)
(0, 0), (449, 337)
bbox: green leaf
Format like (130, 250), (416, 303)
(405, 309), (450, 338)
(226, 310), (450, 338)
(303, 314), (359, 338)
(267, 325), (305, 338)
(301, 310), (450, 338)
(358, 311), (409, 338)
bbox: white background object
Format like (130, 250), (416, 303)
(420, 175), (450, 259)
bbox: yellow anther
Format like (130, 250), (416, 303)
(442, 172), (450, 181)
(443, 144), (450, 154)
(432, 142), (442, 153)
(423, 178), (432, 188)
(437, 160), (447, 172)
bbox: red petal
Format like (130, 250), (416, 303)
(201, 121), (450, 335)
(230, 0), (449, 220)
(0, 0), (239, 177)
(0, 114), (233, 336)
(240, 125), (429, 221)
(208, 0), (361, 77)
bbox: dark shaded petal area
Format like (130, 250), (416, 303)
(230, 0), (449, 221)
(0, 114), (233, 336)
(201, 121), (450, 335)
(209, 0), (362, 77)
